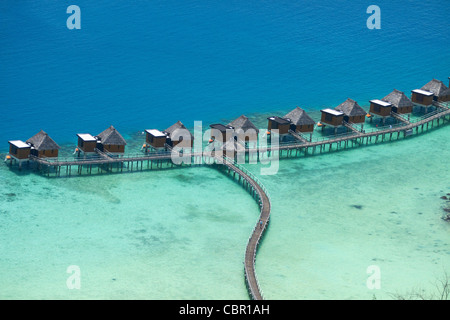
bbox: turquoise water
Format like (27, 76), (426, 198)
(255, 125), (450, 300)
(0, 124), (449, 299)
(0, 166), (258, 299)
(1, 0), (449, 144)
(0, 0), (449, 300)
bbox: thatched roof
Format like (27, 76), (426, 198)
(421, 79), (449, 97)
(97, 125), (127, 145)
(335, 98), (367, 117)
(228, 115), (259, 133)
(382, 89), (413, 108)
(164, 121), (193, 140)
(26, 130), (60, 151)
(283, 107), (315, 126)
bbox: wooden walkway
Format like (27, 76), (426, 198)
(390, 111), (411, 124)
(343, 121), (363, 135)
(7, 102), (450, 300)
(288, 129), (310, 143)
(26, 104), (450, 173)
(271, 105), (450, 154)
(31, 151), (174, 167)
(27, 152), (272, 299)
(29, 149), (188, 176)
(220, 156), (271, 300)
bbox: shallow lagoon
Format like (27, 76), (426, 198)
(0, 122), (449, 299)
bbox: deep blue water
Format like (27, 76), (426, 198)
(1, 0), (449, 148)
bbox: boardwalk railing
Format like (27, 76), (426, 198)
(222, 156), (271, 300)
(100, 148), (119, 158)
(223, 156), (271, 204)
(390, 111), (410, 124)
(288, 129), (309, 143)
(24, 104), (450, 170)
(415, 107), (447, 121)
(263, 105), (450, 151)
(343, 121), (363, 134)
(30, 150), (175, 166)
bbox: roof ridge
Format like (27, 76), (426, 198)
(228, 115), (259, 132)
(335, 98), (366, 116)
(36, 130), (47, 147)
(27, 130), (60, 150)
(284, 107), (315, 125)
(97, 125), (127, 145)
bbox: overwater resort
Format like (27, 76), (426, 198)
(4, 77), (450, 300)
(6, 78), (450, 172)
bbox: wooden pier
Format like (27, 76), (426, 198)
(4, 101), (450, 300)
(390, 111), (410, 124)
(14, 102), (449, 177)
(343, 121), (363, 135)
(288, 129), (310, 143)
(268, 103), (450, 157)
(218, 156), (271, 300)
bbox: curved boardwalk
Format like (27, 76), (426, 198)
(221, 156), (271, 300)
(10, 102), (450, 300)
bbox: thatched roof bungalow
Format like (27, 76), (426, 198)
(227, 115), (259, 143)
(420, 79), (450, 102)
(382, 89), (413, 115)
(164, 121), (193, 147)
(27, 130), (60, 158)
(283, 107), (315, 133)
(97, 125), (127, 154)
(334, 98), (367, 124)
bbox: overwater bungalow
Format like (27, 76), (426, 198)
(420, 79), (450, 102)
(145, 129), (167, 150)
(283, 107), (315, 133)
(411, 89), (434, 111)
(368, 99), (393, 125)
(319, 108), (345, 134)
(76, 133), (98, 154)
(228, 115), (259, 147)
(27, 130), (60, 158)
(209, 123), (235, 144)
(164, 121), (193, 148)
(96, 125), (127, 154)
(335, 98), (366, 128)
(382, 89), (413, 116)
(267, 116), (291, 139)
(8, 140), (31, 162)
